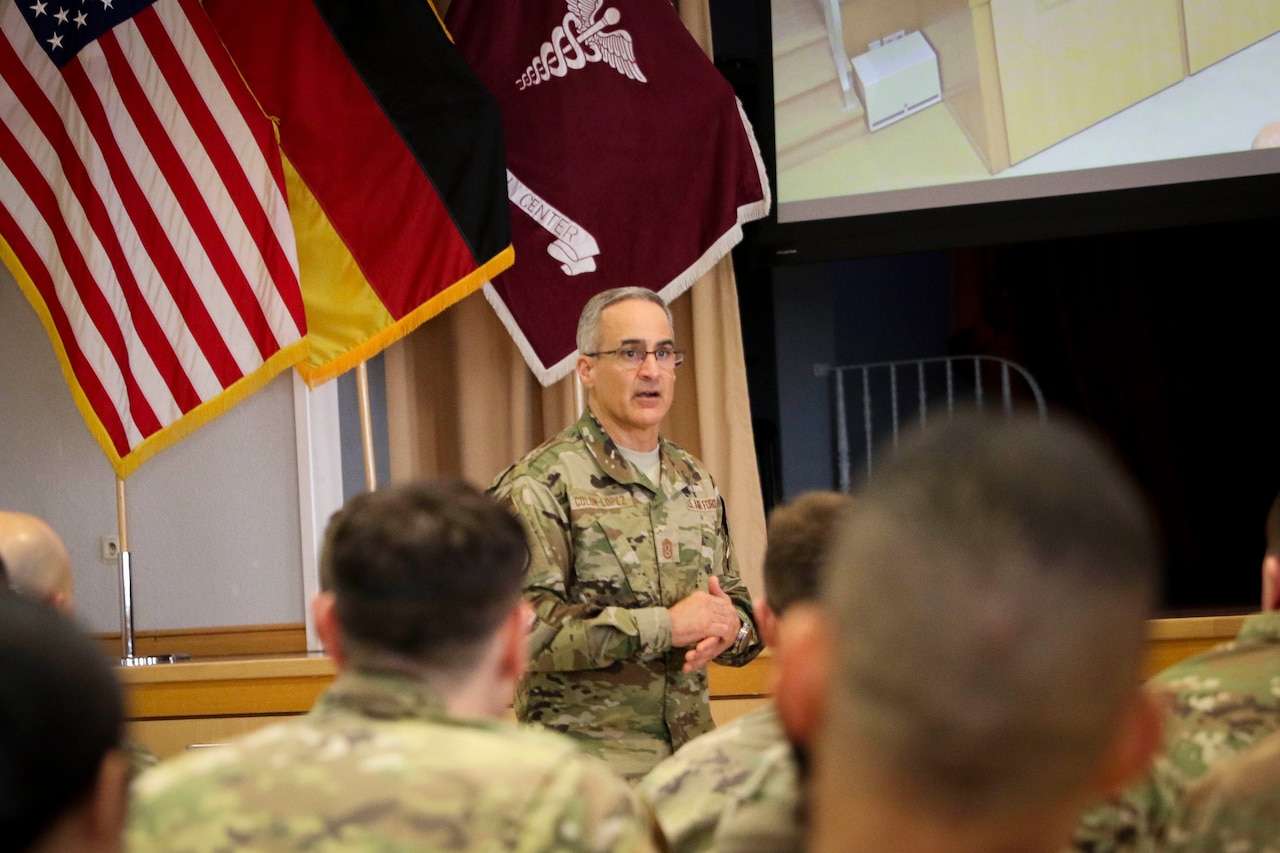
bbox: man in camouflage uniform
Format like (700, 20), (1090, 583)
(491, 287), (763, 780)
(775, 416), (1164, 853)
(128, 481), (659, 852)
(1071, 492), (1280, 852)
(639, 491), (851, 852)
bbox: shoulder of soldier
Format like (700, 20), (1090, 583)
(709, 741), (804, 853)
(658, 435), (705, 471)
(658, 436), (722, 495)
(640, 706), (783, 801)
(130, 715), (654, 851)
(491, 422), (591, 494)
(1150, 613), (1280, 690)
(1069, 753), (1188, 852)
(496, 729), (661, 853)
(1167, 730), (1280, 852)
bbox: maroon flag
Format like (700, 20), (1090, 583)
(0, 0), (305, 477)
(445, 0), (770, 385)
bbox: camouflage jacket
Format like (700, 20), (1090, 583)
(1071, 611), (1280, 852)
(490, 411), (762, 779)
(1166, 728), (1280, 852)
(127, 670), (661, 852)
(639, 704), (803, 853)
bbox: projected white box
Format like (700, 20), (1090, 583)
(852, 31), (942, 132)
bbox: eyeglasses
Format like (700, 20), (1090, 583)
(585, 346), (685, 369)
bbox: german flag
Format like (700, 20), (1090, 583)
(206, 0), (513, 386)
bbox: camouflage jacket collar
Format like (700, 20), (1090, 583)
(313, 670), (451, 725)
(1237, 610), (1280, 645)
(576, 409), (699, 495)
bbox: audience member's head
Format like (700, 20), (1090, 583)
(1263, 491), (1280, 612)
(1253, 121), (1280, 150)
(756, 491), (852, 647)
(0, 595), (127, 853)
(0, 512), (74, 613)
(315, 479), (529, 716)
(777, 414), (1163, 853)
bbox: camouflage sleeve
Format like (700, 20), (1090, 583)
(710, 495), (764, 668)
(711, 742), (804, 853)
(497, 477), (675, 673)
(1164, 730), (1280, 853)
(520, 753), (666, 853)
(1068, 753), (1185, 852)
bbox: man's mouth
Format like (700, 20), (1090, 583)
(636, 390), (661, 399)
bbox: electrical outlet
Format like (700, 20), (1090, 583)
(100, 536), (120, 564)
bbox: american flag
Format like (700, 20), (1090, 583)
(0, 0), (306, 477)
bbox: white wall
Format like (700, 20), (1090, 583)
(0, 270), (321, 634)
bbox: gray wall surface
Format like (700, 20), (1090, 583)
(0, 272), (308, 634)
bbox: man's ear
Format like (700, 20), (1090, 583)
(497, 600), (533, 685)
(773, 603), (830, 750)
(755, 598), (779, 650)
(48, 590), (71, 615)
(1088, 687), (1164, 798)
(575, 353), (595, 391)
(311, 592), (345, 668)
(85, 748), (129, 851)
(1263, 555), (1280, 612)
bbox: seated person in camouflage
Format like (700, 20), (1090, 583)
(491, 287), (763, 780)
(775, 415), (1164, 853)
(128, 480), (661, 852)
(1071, 492), (1280, 852)
(1, 594), (129, 853)
(639, 491), (851, 853)
(1165, 728), (1280, 852)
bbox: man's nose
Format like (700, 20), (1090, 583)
(637, 351), (661, 376)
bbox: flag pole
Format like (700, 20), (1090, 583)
(116, 475), (135, 661)
(116, 476), (189, 667)
(356, 361), (378, 491)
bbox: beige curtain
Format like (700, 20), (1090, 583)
(386, 0), (768, 598)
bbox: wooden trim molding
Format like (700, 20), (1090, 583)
(113, 615), (1249, 759)
(1144, 613), (1245, 679)
(110, 614), (1248, 720)
(120, 656), (337, 720)
(95, 622), (308, 660)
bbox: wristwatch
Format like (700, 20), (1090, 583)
(730, 620), (752, 654)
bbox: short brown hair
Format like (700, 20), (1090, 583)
(825, 413), (1159, 816)
(763, 491), (853, 614)
(320, 480), (527, 672)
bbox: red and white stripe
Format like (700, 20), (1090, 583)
(0, 0), (303, 460)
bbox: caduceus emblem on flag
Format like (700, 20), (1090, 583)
(517, 0), (645, 89)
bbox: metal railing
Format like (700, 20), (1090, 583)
(814, 355), (1047, 491)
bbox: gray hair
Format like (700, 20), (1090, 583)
(824, 413), (1158, 816)
(576, 287), (674, 353)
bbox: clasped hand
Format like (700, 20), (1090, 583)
(668, 576), (740, 673)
